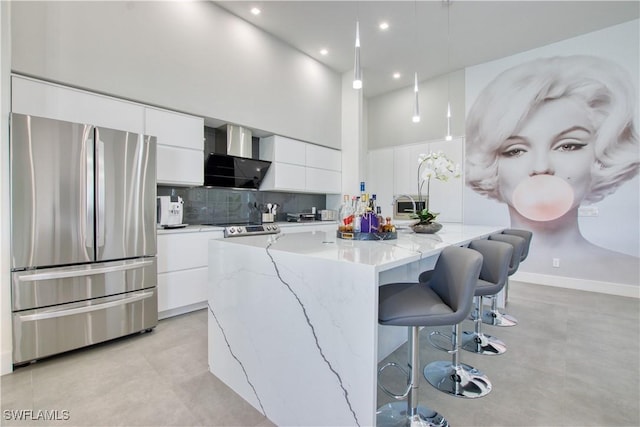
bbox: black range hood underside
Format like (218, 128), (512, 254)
(204, 153), (271, 190)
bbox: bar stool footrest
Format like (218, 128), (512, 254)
(461, 331), (507, 355)
(423, 360), (492, 399)
(376, 402), (449, 427)
(482, 309), (518, 327)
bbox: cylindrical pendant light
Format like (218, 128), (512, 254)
(412, 72), (420, 123)
(445, 102), (453, 140)
(353, 21), (362, 89)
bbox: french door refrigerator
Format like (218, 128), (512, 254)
(10, 113), (158, 365)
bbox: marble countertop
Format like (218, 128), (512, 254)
(216, 223), (503, 272)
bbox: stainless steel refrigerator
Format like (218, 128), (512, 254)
(10, 113), (158, 365)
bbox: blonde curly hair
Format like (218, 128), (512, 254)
(466, 55), (638, 203)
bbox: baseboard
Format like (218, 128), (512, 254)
(1, 348), (13, 376)
(513, 271), (640, 298)
(158, 301), (207, 320)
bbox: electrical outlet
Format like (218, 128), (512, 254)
(552, 258), (560, 268)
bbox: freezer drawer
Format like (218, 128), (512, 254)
(12, 257), (157, 311)
(13, 288), (157, 364)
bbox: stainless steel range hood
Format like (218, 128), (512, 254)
(204, 124), (271, 189)
(226, 124), (252, 158)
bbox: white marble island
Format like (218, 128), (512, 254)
(207, 223), (503, 426)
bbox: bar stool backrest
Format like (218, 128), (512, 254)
(468, 239), (513, 295)
(428, 246), (483, 325)
(488, 233), (525, 276)
(502, 229), (533, 261)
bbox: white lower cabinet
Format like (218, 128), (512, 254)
(157, 229), (223, 318)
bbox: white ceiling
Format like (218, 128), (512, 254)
(216, 1), (639, 98)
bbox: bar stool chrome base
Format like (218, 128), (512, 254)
(461, 331), (507, 355)
(376, 402), (449, 427)
(482, 309), (518, 327)
(423, 361), (492, 398)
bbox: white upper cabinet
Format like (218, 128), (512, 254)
(367, 148), (395, 218)
(11, 75), (205, 188)
(259, 135), (342, 194)
(11, 75), (144, 134)
(144, 107), (203, 151)
(260, 135), (306, 165)
(145, 108), (204, 187)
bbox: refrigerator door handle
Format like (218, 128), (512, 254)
(84, 126), (95, 250)
(17, 291), (155, 322)
(96, 132), (106, 248)
(15, 258), (154, 282)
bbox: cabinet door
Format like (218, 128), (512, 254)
(306, 144), (341, 171)
(157, 145), (204, 186)
(144, 108), (203, 151)
(260, 135), (306, 165)
(367, 148), (395, 218)
(393, 145), (414, 196)
(158, 268), (208, 314)
(260, 162), (306, 192)
(306, 168), (341, 194)
(12, 76), (144, 134)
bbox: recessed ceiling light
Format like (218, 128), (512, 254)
(250, 7), (261, 15)
(393, 72), (401, 79)
(379, 22), (389, 31)
(320, 49), (328, 56)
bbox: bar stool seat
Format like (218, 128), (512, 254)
(377, 246), (483, 426)
(461, 239), (513, 355)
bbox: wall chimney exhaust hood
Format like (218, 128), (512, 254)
(203, 124), (271, 189)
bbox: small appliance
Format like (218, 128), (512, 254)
(157, 195), (184, 227)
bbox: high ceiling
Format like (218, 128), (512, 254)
(216, 1), (639, 98)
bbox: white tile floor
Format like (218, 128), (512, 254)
(1, 281), (639, 426)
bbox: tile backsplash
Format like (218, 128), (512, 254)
(158, 186), (326, 225)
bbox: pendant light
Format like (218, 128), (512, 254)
(445, 0), (453, 140)
(353, 21), (362, 90)
(412, 72), (421, 123)
(411, 1), (420, 123)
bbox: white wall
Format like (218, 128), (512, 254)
(10, 1), (341, 148)
(464, 19), (639, 293)
(367, 69), (465, 149)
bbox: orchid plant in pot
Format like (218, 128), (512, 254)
(411, 151), (461, 233)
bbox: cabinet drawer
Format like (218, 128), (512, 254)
(157, 268), (208, 313)
(157, 231), (222, 273)
(157, 145), (204, 186)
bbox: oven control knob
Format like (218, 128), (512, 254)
(237, 228), (244, 234)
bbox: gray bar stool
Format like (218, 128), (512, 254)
(484, 233), (526, 327)
(416, 248), (492, 399)
(461, 239), (513, 355)
(377, 246), (483, 426)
